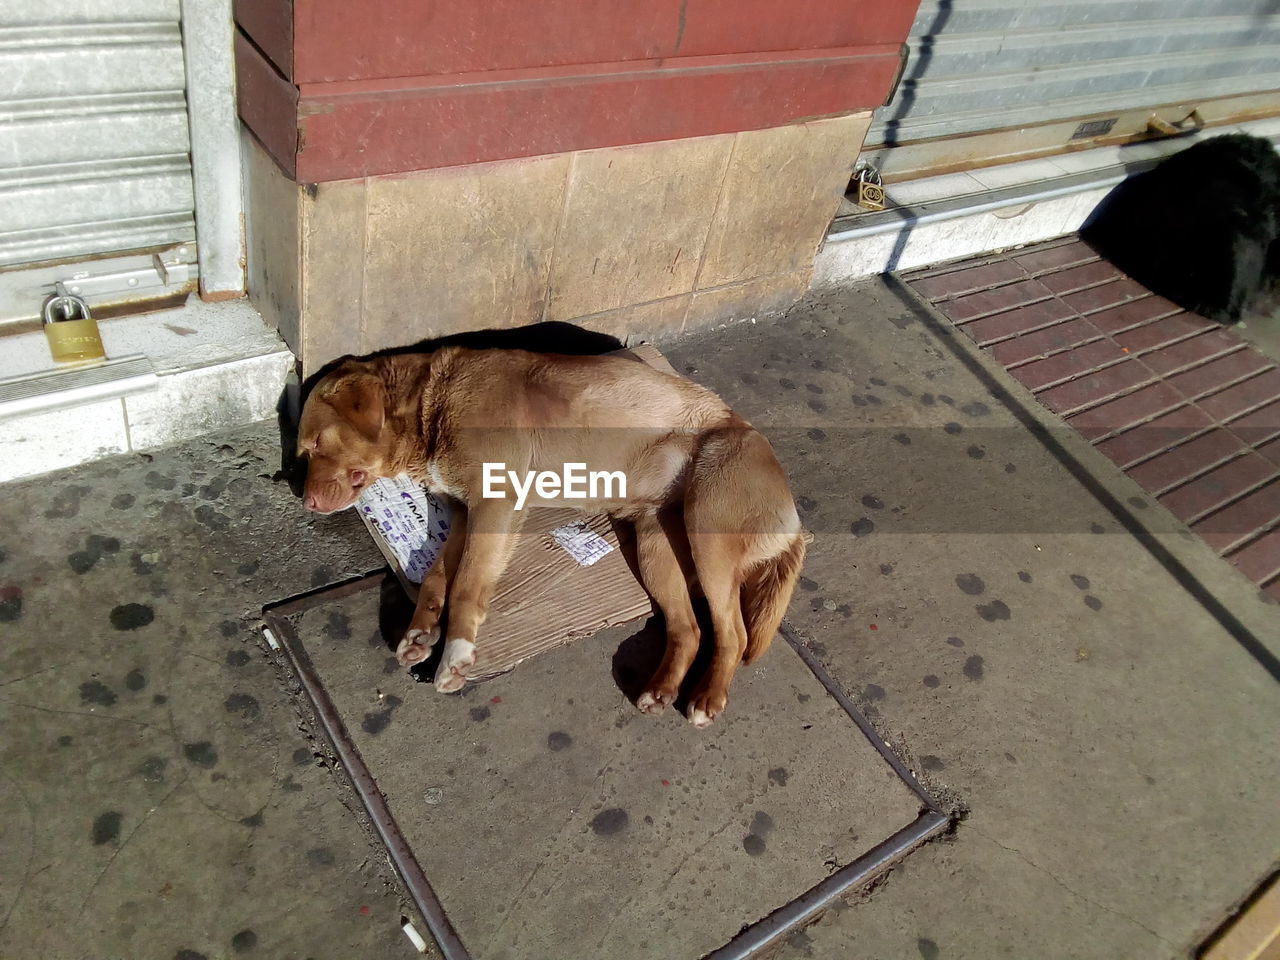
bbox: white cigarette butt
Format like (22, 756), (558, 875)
(402, 919), (428, 953)
(262, 626), (280, 650)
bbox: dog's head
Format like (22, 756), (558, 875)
(297, 364), (389, 513)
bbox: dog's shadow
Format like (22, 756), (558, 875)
(374, 573), (445, 684)
(610, 605), (717, 714)
(374, 567), (712, 708)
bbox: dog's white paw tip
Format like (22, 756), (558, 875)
(637, 691), (662, 714)
(433, 638), (476, 692)
(688, 708), (713, 729)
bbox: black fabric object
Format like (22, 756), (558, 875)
(1080, 133), (1280, 324)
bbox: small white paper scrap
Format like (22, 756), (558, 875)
(550, 521), (613, 567)
(357, 476), (451, 584)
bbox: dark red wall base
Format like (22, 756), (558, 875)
(235, 1), (916, 182)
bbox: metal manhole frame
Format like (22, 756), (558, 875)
(261, 573), (950, 960)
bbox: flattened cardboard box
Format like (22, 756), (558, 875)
(356, 345), (677, 681)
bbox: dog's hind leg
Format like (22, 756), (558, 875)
(684, 532), (749, 728)
(634, 509), (701, 715)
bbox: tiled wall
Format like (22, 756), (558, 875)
(244, 114), (871, 375)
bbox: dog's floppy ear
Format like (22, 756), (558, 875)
(323, 372), (387, 443)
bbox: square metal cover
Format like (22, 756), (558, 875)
(264, 576), (945, 959)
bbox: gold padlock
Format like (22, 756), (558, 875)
(854, 166), (886, 211)
(43, 294), (106, 364)
(856, 179), (886, 211)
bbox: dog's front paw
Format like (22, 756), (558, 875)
(636, 684), (677, 715)
(687, 688), (727, 729)
(395, 626), (438, 667)
(433, 638), (476, 693)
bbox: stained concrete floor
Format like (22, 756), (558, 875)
(1, 275), (1278, 960)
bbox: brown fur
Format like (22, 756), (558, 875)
(298, 346), (805, 727)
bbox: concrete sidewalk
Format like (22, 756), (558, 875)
(1, 276), (1277, 959)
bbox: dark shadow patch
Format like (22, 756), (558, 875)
(976, 600), (1011, 622)
(954, 574), (985, 596)
(946, 636), (964, 647)
(80, 679), (117, 707)
(230, 930), (257, 953)
(798, 577), (819, 592)
(548, 731), (573, 751)
(110, 603), (154, 630)
(174, 950), (209, 960)
(193, 505), (231, 530)
(918, 937), (940, 960)
(124, 668), (146, 692)
(92, 811), (122, 845)
(590, 808), (629, 836)
(361, 695), (404, 735)
(1084, 595), (1104, 611)
(796, 496), (818, 512)
(961, 401), (990, 417)
(850, 517), (875, 537)
(807, 428), (828, 442)
(224, 693), (261, 719)
(920, 755), (944, 772)
(862, 683), (885, 702)
(139, 756), (167, 783)
(1070, 574), (1091, 590)
(306, 847), (335, 867)
(469, 705), (491, 722)
(922, 675), (940, 688)
(768, 767), (789, 787)
(1017, 571), (1032, 583)
(57, 735), (73, 747)
(966, 445), (986, 460)
(879, 564), (894, 576)
(44, 484), (91, 518)
(963, 655), (985, 680)
(893, 433), (912, 446)
(111, 493), (136, 510)
(861, 494), (884, 510)
(743, 834), (767, 856)
(183, 742), (219, 768)
(225, 649), (250, 667)
(239, 812), (264, 828)
(1004, 463), (1017, 474)
(323, 611), (352, 641)
(943, 422), (963, 435)
(920, 393), (936, 406)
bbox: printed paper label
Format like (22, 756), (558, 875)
(357, 476), (451, 584)
(549, 521), (613, 567)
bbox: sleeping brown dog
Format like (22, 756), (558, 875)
(297, 346), (805, 727)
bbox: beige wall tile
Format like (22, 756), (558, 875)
(685, 270), (811, 334)
(300, 177), (367, 374)
(698, 113), (871, 290)
(241, 130), (300, 354)
(546, 136), (733, 321)
(360, 154), (569, 352)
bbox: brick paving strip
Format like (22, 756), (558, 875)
(907, 237), (1280, 601)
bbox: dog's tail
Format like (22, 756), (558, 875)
(741, 532), (808, 664)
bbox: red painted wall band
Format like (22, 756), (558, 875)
(238, 0), (918, 84)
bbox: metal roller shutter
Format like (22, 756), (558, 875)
(0, 0), (196, 270)
(866, 0), (1280, 179)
